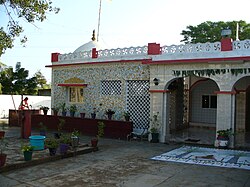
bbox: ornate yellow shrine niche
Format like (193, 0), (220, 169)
(64, 77), (85, 84)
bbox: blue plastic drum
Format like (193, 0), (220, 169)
(29, 135), (46, 150)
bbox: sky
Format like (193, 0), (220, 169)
(1, 0), (250, 83)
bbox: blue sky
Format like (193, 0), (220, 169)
(1, 0), (250, 82)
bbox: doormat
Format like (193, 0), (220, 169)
(151, 146), (250, 170)
(185, 138), (200, 142)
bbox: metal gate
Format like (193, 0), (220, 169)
(126, 80), (150, 129)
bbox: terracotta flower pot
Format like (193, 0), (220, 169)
(91, 138), (98, 147)
(0, 154), (7, 167)
(0, 131), (5, 139)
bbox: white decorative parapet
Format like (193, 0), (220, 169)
(58, 46), (148, 62)
(233, 40), (250, 50)
(58, 50), (92, 62)
(57, 40), (250, 63)
(161, 42), (221, 54)
(98, 46), (148, 57)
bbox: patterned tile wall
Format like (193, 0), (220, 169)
(52, 62), (149, 120)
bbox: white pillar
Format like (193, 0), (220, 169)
(216, 92), (236, 147)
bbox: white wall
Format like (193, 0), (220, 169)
(0, 95), (51, 118)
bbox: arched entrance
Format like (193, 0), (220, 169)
(233, 76), (250, 148)
(167, 76), (219, 145)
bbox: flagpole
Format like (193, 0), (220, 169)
(236, 22), (239, 41)
(97, 0), (102, 42)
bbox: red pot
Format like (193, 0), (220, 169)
(0, 154), (7, 167)
(0, 131), (5, 139)
(91, 138), (98, 147)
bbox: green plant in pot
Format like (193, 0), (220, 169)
(69, 104), (77, 117)
(216, 128), (234, 148)
(0, 122), (6, 139)
(59, 133), (71, 155)
(91, 121), (105, 147)
(54, 118), (65, 139)
(123, 111), (131, 121)
(51, 106), (60, 116)
(71, 129), (80, 148)
(105, 109), (115, 120)
(149, 112), (161, 143)
(0, 137), (8, 167)
(21, 144), (35, 161)
(91, 107), (98, 119)
(40, 106), (49, 115)
(60, 103), (68, 116)
(45, 137), (59, 156)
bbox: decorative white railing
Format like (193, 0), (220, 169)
(58, 50), (92, 62)
(161, 42), (221, 54)
(57, 40), (250, 62)
(98, 46), (148, 57)
(58, 46), (148, 62)
(233, 40), (250, 50)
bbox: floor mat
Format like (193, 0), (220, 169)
(151, 146), (250, 170)
(185, 138), (200, 142)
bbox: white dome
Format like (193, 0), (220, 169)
(74, 40), (103, 53)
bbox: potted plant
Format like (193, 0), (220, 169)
(21, 144), (35, 161)
(0, 137), (8, 167)
(60, 103), (68, 116)
(216, 128), (233, 148)
(39, 122), (47, 136)
(69, 104), (77, 117)
(54, 118), (65, 139)
(123, 111), (131, 121)
(149, 112), (161, 143)
(40, 106), (49, 115)
(80, 110), (86, 119)
(91, 121), (105, 147)
(51, 106), (60, 116)
(0, 122), (6, 139)
(59, 133), (71, 155)
(105, 109), (115, 120)
(45, 137), (59, 156)
(71, 129), (80, 148)
(91, 107), (98, 119)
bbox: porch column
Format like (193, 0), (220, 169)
(215, 91), (236, 148)
(163, 91), (170, 142)
(149, 89), (170, 143)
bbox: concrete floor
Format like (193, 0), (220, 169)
(170, 127), (250, 149)
(0, 126), (250, 187)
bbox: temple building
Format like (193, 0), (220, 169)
(47, 30), (250, 148)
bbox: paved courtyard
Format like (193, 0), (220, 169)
(0, 125), (250, 187)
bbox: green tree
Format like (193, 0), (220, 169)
(0, 0), (60, 56)
(34, 70), (47, 89)
(0, 62), (38, 95)
(180, 20), (250, 44)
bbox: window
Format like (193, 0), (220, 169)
(202, 95), (217, 108)
(101, 80), (121, 95)
(69, 87), (83, 103)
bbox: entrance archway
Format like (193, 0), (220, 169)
(166, 76), (219, 145)
(233, 76), (250, 148)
